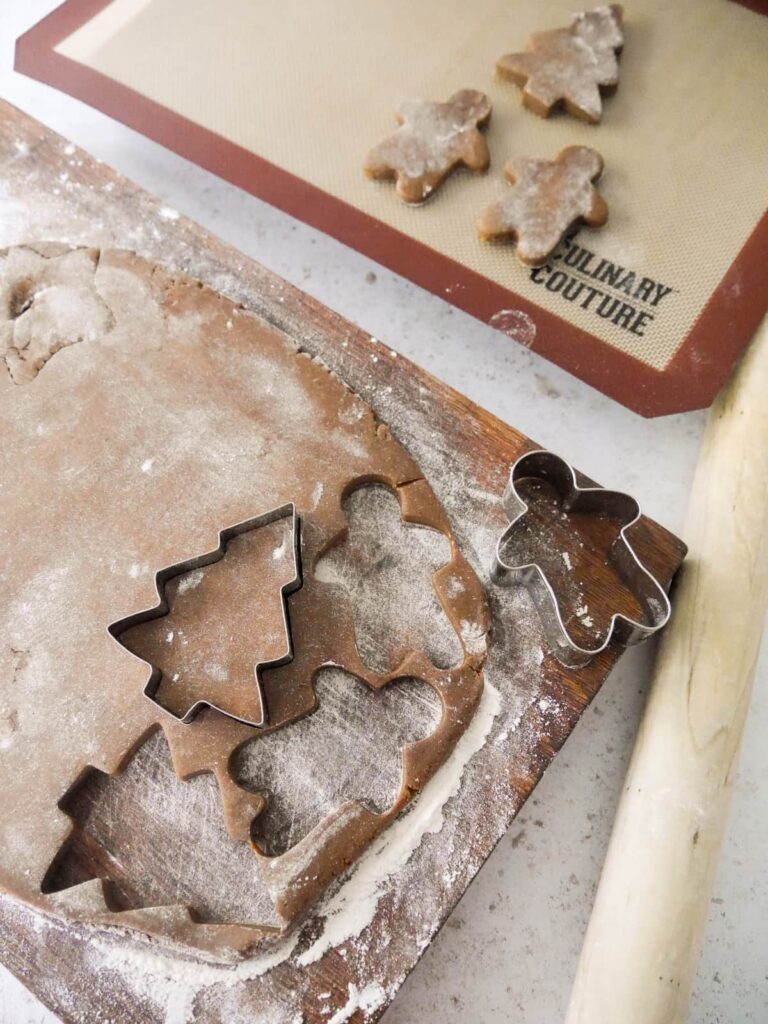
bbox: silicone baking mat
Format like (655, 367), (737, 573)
(16, 0), (768, 415)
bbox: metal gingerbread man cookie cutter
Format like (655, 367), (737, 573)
(490, 450), (671, 666)
(109, 502), (302, 728)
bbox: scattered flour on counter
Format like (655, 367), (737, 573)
(94, 927), (301, 1024)
(205, 662), (229, 684)
(561, 551), (572, 570)
(158, 206), (180, 221)
(466, 485), (501, 507)
(163, 984), (197, 1024)
(83, 681), (500, 1021)
(297, 680), (500, 965)
(328, 982), (387, 1024)
(575, 603), (594, 628)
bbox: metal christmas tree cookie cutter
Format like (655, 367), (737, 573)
(108, 502), (302, 728)
(490, 450), (671, 666)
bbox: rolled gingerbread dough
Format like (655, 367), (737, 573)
(0, 243), (489, 956)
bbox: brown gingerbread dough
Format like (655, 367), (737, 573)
(0, 244), (489, 957)
(496, 5), (624, 124)
(478, 146), (608, 267)
(363, 89), (492, 203)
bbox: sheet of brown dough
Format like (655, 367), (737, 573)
(0, 243), (489, 957)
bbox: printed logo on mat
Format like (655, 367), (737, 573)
(529, 235), (677, 339)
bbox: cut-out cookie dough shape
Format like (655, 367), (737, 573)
(364, 89), (492, 203)
(496, 4), (624, 123)
(0, 245), (115, 384)
(478, 146), (608, 267)
(111, 504), (301, 728)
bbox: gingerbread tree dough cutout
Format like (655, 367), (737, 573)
(478, 146), (608, 266)
(497, 4), (624, 123)
(364, 89), (492, 203)
(111, 504), (302, 729)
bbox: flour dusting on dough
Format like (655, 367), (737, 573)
(460, 619), (488, 655)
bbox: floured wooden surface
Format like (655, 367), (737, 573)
(49, 668), (444, 926)
(0, 101), (685, 1024)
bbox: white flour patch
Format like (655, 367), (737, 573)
(443, 575), (465, 598)
(575, 603), (594, 628)
(460, 619), (487, 655)
(176, 569), (204, 595)
(488, 309), (536, 347)
(205, 662), (229, 684)
(158, 206), (180, 221)
(328, 982), (387, 1024)
(466, 484), (501, 507)
(164, 983), (197, 1024)
(272, 537), (287, 561)
(311, 481), (324, 509)
(297, 680), (501, 965)
(93, 929), (302, 1022)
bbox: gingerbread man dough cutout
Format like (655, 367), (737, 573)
(496, 5), (624, 123)
(478, 146), (608, 267)
(364, 89), (492, 204)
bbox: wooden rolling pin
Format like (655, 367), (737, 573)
(565, 314), (768, 1024)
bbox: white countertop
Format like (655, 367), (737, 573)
(0, 5), (766, 1022)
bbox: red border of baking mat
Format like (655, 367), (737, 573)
(14, 0), (768, 417)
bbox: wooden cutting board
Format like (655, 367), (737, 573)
(0, 99), (685, 1024)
